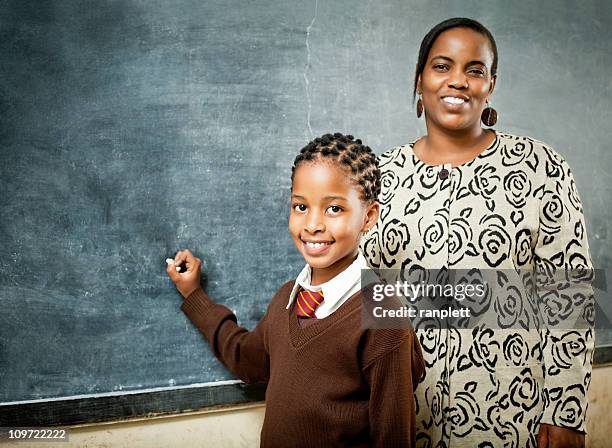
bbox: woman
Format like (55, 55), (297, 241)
(362, 18), (592, 448)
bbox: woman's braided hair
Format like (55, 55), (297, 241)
(291, 133), (381, 202)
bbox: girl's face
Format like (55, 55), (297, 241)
(417, 27), (496, 133)
(289, 161), (379, 286)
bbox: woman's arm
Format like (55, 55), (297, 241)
(534, 150), (593, 441)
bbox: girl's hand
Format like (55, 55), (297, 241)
(166, 249), (202, 299)
(537, 423), (584, 448)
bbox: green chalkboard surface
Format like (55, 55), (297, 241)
(1, 0), (610, 424)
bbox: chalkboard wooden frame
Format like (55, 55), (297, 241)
(593, 345), (612, 366)
(1, 346), (610, 428)
(0, 381), (266, 427)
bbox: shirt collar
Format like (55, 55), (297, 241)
(286, 252), (367, 310)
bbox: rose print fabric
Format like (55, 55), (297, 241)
(362, 133), (593, 447)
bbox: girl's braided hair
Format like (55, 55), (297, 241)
(291, 133), (381, 202)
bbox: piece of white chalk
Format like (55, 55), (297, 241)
(166, 258), (182, 272)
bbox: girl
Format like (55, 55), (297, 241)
(167, 133), (425, 447)
(363, 18), (592, 448)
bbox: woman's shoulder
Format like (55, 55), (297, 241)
(377, 132), (575, 177)
(377, 142), (415, 171)
(494, 131), (571, 169)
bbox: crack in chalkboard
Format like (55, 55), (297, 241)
(303, 0), (318, 139)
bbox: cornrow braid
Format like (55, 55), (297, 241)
(292, 133), (381, 202)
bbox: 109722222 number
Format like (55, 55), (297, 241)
(1, 428), (68, 441)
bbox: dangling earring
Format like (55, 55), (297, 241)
(416, 93), (423, 118)
(481, 100), (498, 127)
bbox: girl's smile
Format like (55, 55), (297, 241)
(301, 239), (334, 255)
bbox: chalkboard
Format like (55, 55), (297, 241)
(1, 0), (611, 424)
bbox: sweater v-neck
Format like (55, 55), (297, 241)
(288, 282), (363, 349)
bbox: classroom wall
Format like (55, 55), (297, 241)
(2, 366), (610, 448)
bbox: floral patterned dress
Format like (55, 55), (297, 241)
(362, 132), (593, 447)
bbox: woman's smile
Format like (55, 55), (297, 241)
(440, 94), (470, 111)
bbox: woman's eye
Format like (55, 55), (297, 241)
(468, 68), (485, 76)
(433, 64), (448, 71)
(293, 204), (307, 212)
(327, 205), (343, 214)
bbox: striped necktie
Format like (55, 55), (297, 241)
(296, 289), (324, 319)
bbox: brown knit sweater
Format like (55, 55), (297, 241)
(181, 280), (425, 447)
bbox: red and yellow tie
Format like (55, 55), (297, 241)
(296, 289), (324, 319)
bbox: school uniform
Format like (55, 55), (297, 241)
(181, 253), (425, 447)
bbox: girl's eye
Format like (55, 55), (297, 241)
(293, 204), (307, 212)
(433, 63), (449, 71)
(327, 205), (343, 214)
(468, 67), (485, 76)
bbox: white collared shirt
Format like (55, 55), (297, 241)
(286, 252), (369, 319)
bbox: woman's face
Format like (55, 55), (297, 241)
(417, 27), (496, 133)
